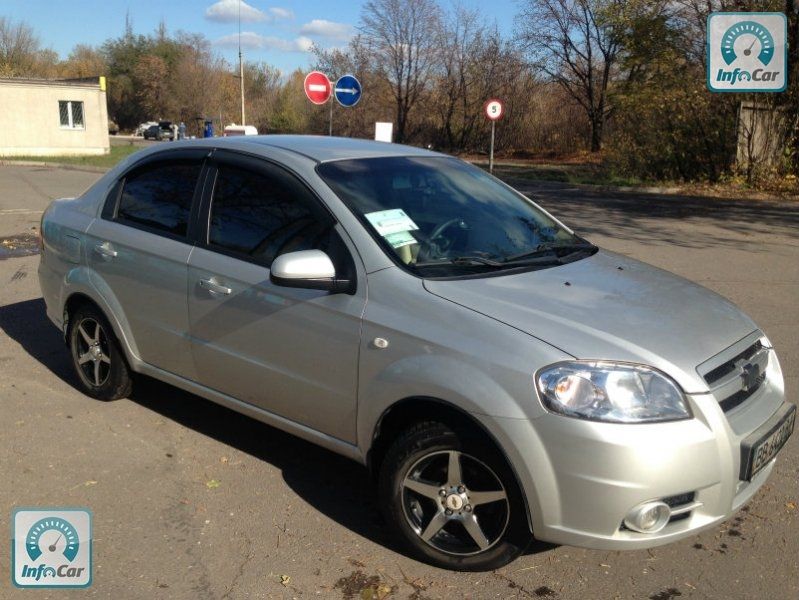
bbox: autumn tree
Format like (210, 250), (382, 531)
(60, 45), (107, 78)
(516, 0), (622, 151)
(0, 17), (42, 77)
(358, 0), (443, 143)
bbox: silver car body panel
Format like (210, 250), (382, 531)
(38, 135), (791, 552)
(186, 227), (366, 443)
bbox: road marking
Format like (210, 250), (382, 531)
(0, 209), (44, 214)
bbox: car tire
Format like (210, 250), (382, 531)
(378, 420), (530, 571)
(68, 304), (133, 401)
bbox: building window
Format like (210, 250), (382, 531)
(58, 101), (84, 129)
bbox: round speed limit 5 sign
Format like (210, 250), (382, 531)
(484, 99), (504, 121)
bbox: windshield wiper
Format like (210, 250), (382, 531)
(503, 242), (597, 264)
(415, 255), (506, 268)
(414, 243), (597, 271)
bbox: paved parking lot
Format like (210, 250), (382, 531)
(0, 164), (797, 599)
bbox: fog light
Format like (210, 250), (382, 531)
(624, 501), (671, 533)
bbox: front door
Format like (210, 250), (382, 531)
(187, 154), (365, 443)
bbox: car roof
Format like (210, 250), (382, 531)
(143, 135), (444, 164)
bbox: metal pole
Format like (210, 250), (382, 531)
(489, 120), (496, 174)
(238, 0), (245, 126)
(239, 51), (245, 126)
(329, 100), (333, 136)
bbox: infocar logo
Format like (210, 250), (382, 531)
(707, 12), (787, 92)
(12, 508), (92, 588)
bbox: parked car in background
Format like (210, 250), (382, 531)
(38, 136), (794, 571)
(142, 125), (163, 141)
(158, 121), (175, 140)
(135, 121), (158, 136)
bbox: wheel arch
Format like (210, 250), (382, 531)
(367, 396), (533, 532)
(62, 286), (140, 370)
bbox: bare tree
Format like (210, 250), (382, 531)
(0, 17), (41, 77)
(358, 0), (443, 142)
(516, 0), (621, 151)
(435, 5), (487, 149)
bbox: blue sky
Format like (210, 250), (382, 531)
(2, 0), (518, 74)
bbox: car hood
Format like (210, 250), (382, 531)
(423, 250), (758, 393)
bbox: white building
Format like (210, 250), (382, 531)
(0, 76), (110, 157)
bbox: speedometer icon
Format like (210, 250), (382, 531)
(720, 20), (775, 66)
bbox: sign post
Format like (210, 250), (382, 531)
(484, 99), (504, 174)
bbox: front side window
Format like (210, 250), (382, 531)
(317, 157), (591, 277)
(116, 162), (200, 237)
(208, 164), (333, 267)
(58, 101), (84, 129)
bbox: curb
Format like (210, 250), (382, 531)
(0, 160), (109, 174)
(500, 175), (795, 203)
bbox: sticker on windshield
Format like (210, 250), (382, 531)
(364, 209), (419, 236)
(384, 230), (416, 249)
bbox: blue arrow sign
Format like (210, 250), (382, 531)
(334, 74), (362, 107)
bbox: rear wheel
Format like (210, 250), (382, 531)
(378, 421), (530, 571)
(68, 304), (132, 400)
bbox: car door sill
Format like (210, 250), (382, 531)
(136, 362), (364, 464)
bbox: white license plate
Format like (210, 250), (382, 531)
(742, 404), (795, 480)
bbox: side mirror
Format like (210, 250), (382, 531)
(270, 250), (352, 293)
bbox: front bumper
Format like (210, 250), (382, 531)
(489, 351), (790, 550)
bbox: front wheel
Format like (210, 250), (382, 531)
(378, 421), (530, 571)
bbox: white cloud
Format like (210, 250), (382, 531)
(269, 7), (294, 20)
(214, 32), (313, 52)
(205, 0), (267, 24)
(299, 19), (354, 41)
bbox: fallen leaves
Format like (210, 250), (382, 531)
(360, 583), (393, 600)
(205, 479), (220, 489)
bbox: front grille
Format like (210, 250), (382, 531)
(698, 337), (769, 413)
(703, 340), (762, 386)
(718, 371), (767, 412)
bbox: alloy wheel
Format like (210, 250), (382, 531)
(401, 450), (510, 556)
(74, 317), (112, 388)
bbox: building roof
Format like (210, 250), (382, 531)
(0, 77), (102, 89)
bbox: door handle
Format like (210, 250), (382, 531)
(94, 242), (118, 259)
(199, 278), (232, 295)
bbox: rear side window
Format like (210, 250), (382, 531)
(117, 162), (201, 236)
(208, 164), (332, 266)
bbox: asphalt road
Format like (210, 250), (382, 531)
(0, 164), (797, 599)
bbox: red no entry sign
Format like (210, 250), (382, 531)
(304, 71), (332, 105)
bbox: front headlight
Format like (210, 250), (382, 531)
(536, 361), (691, 423)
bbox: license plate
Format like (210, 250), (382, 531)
(740, 403), (796, 481)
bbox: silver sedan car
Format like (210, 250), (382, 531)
(39, 136), (794, 571)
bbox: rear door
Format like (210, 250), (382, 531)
(186, 151), (365, 443)
(86, 150), (208, 379)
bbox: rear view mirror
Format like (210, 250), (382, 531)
(270, 250), (352, 293)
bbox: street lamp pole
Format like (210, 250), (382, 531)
(238, 0), (245, 126)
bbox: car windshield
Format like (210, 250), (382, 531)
(317, 156), (591, 277)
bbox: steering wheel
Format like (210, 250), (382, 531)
(416, 218), (467, 262)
